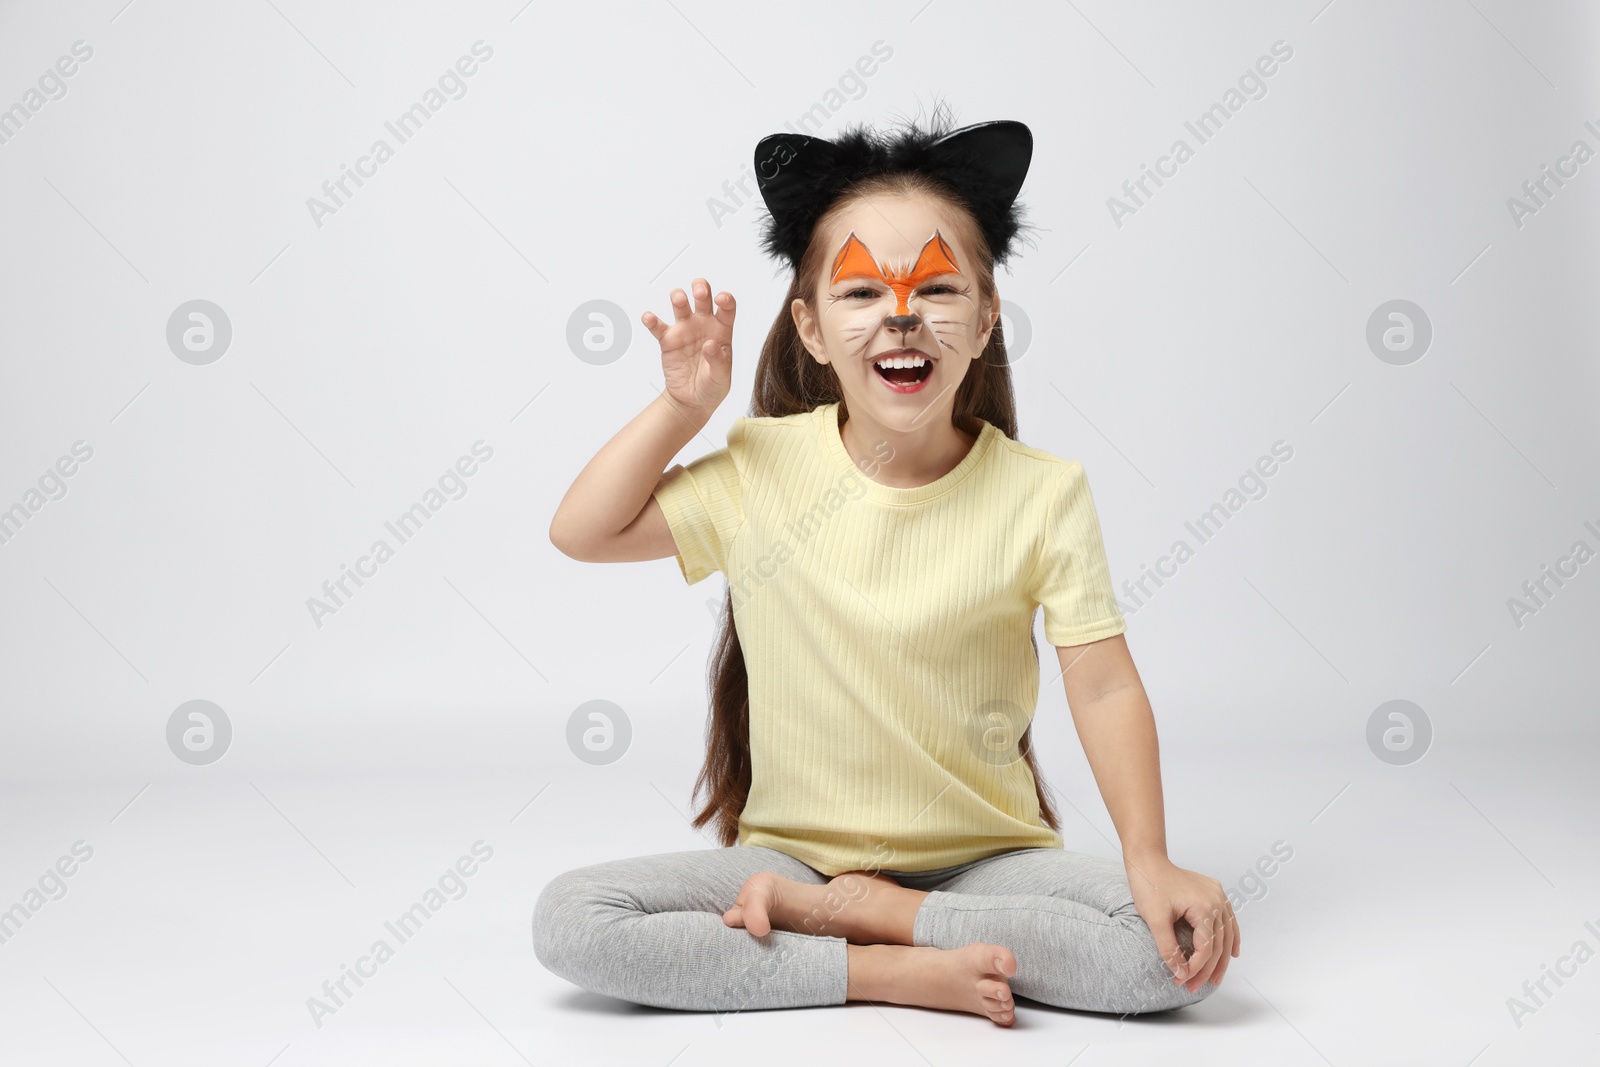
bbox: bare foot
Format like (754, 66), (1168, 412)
(848, 942), (1018, 1027)
(721, 871), (795, 937)
(722, 870), (917, 942)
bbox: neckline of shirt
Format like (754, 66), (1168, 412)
(814, 401), (998, 505)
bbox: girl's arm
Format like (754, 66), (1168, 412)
(548, 392), (705, 563)
(549, 279), (735, 563)
(1056, 634), (1241, 995)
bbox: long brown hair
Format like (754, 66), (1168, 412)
(689, 170), (1065, 848)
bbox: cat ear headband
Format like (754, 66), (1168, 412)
(752, 118), (1033, 271)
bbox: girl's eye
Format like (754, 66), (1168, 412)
(845, 288), (878, 300)
(920, 284), (956, 296)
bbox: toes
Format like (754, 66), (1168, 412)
(976, 952), (1016, 1023)
(979, 978), (1013, 1004)
(985, 998), (1016, 1026)
(735, 874), (775, 936)
(985, 944), (1018, 977)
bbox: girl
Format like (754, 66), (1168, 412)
(539, 111), (1239, 1027)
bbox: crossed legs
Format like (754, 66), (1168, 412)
(723, 865), (1021, 1024)
(533, 844), (1215, 1025)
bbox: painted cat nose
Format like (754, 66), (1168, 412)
(885, 314), (922, 334)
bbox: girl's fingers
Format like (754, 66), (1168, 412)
(1181, 909), (1218, 987)
(641, 310), (668, 343)
(1210, 920), (1236, 984)
(1193, 919), (1225, 989)
(691, 278), (713, 316)
(702, 338), (726, 364)
(1202, 908), (1230, 985)
(1202, 914), (1235, 987)
(669, 288), (691, 322)
(1155, 926), (1187, 983)
(714, 291), (737, 328)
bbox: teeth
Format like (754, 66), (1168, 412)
(874, 355), (930, 369)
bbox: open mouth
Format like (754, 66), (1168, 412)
(872, 353), (935, 386)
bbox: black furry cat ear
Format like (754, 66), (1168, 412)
(752, 118), (1034, 271)
(928, 120), (1032, 212)
(751, 132), (851, 269)
(751, 132), (839, 229)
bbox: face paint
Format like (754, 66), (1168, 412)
(829, 231), (964, 316)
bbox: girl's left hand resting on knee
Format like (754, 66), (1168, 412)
(1057, 634), (1241, 996)
(1124, 852), (1240, 994)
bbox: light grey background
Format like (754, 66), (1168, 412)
(1, 1), (1596, 1064)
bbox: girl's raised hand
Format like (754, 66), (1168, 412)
(642, 278), (735, 421)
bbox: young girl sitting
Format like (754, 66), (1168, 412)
(539, 110), (1239, 1026)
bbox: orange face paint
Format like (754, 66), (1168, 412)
(829, 231), (962, 316)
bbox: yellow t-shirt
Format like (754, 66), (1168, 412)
(651, 400), (1127, 876)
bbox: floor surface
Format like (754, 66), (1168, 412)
(1, 739), (1594, 1066)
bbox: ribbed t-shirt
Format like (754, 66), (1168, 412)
(650, 400), (1127, 876)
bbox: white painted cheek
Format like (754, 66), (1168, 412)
(918, 292), (980, 355)
(823, 302), (885, 359)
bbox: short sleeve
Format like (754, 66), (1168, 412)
(1030, 461), (1128, 646)
(651, 420), (747, 585)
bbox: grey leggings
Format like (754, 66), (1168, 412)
(533, 844), (1217, 1015)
